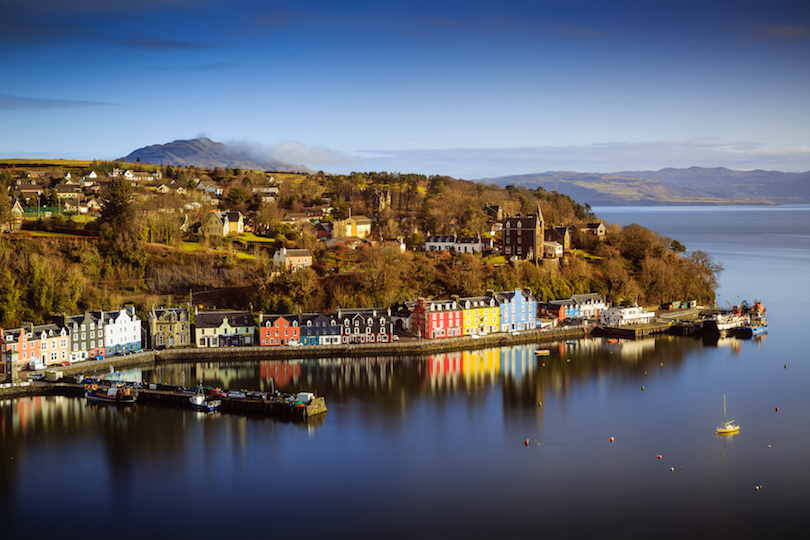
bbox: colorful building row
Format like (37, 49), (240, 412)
(1, 307), (143, 373)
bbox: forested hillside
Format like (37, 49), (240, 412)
(0, 162), (722, 327)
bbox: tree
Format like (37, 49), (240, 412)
(99, 176), (134, 228)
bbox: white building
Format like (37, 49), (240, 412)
(102, 307), (143, 355)
(599, 305), (655, 326)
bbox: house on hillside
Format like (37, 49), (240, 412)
(204, 210), (244, 237)
(572, 221), (606, 240)
(411, 298), (462, 339)
(502, 206), (544, 263)
(7, 200), (24, 231)
(333, 214), (372, 239)
(272, 247), (312, 271)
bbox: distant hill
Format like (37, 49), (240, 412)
(119, 138), (314, 173)
(478, 167), (810, 206)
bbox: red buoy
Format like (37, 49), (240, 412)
(610, 437), (615, 443)
(656, 454), (662, 459)
(775, 407), (779, 412)
(525, 439), (530, 446)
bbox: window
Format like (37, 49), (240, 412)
(42, 341), (48, 350)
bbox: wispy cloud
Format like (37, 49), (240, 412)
(225, 139), (362, 170)
(0, 93), (114, 110)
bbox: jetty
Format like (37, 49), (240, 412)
(38, 379), (327, 422)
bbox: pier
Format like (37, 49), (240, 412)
(40, 380), (328, 422)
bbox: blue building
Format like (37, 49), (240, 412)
(299, 313), (341, 346)
(489, 289), (538, 333)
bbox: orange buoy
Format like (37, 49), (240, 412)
(775, 407), (779, 412)
(525, 439), (530, 446)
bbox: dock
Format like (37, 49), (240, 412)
(43, 381), (327, 422)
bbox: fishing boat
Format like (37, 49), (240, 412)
(189, 386), (221, 412)
(737, 313), (768, 338)
(535, 349), (550, 356)
(716, 394), (739, 435)
(84, 375), (138, 405)
(701, 312), (748, 337)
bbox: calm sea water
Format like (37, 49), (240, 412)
(2, 206), (809, 539)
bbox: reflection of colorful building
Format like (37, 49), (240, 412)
(500, 345), (535, 383)
(412, 298), (462, 339)
(459, 295), (499, 335)
(260, 361), (301, 388)
(427, 351), (464, 390)
(463, 348), (500, 385)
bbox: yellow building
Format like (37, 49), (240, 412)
(459, 295), (499, 336)
(333, 214), (372, 239)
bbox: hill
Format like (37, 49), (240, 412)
(478, 167), (810, 206)
(119, 137), (314, 173)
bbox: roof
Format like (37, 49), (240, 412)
(195, 310), (254, 329)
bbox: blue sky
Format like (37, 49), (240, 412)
(1, 0), (808, 178)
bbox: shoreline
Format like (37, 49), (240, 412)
(1, 325), (590, 398)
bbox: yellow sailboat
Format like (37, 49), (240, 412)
(716, 394), (740, 435)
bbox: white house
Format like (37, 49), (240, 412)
(102, 307), (142, 355)
(599, 305), (656, 326)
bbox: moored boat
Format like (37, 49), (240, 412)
(701, 313), (748, 337)
(189, 386), (221, 412)
(737, 313), (768, 338)
(716, 394), (739, 435)
(85, 376), (138, 405)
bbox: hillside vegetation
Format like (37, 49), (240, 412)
(0, 162), (722, 327)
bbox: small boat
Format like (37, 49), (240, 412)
(607, 338), (619, 344)
(189, 386), (221, 412)
(535, 349), (550, 356)
(85, 374), (138, 405)
(716, 394), (739, 435)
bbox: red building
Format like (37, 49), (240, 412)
(258, 314), (300, 346)
(412, 298), (463, 339)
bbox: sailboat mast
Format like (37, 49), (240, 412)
(723, 394), (727, 422)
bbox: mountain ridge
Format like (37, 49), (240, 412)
(477, 167), (810, 206)
(119, 138), (314, 173)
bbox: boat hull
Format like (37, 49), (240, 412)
(189, 395), (221, 412)
(85, 390), (137, 405)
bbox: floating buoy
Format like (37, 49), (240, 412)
(542, 363), (546, 367)
(609, 437), (614, 443)
(660, 362), (663, 366)
(768, 444), (772, 448)
(775, 407), (779, 412)
(784, 364), (787, 369)
(525, 439), (530, 446)
(641, 386), (645, 391)
(670, 467), (675, 472)
(754, 485), (761, 491)
(538, 401), (542, 407)
(656, 454), (662, 459)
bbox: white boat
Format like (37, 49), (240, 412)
(716, 394), (739, 435)
(702, 313), (747, 337)
(189, 387), (221, 412)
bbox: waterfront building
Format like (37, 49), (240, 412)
(299, 313), (341, 346)
(148, 307), (190, 349)
(101, 307), (142, 356)
(490, 288), (539, 332)
(194, 310), (255, 347)
(0, 324), (40, 370)
(56, 312), (106, 363)
(411, 298), (463, 339)
(458, 295), (499, 336)
(33, 323), (70, 367)
(424, 234), (492, 254)
(258, 314), (300, 346)
(338, 307), (394, 344)
(599, 305), (656, 326)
